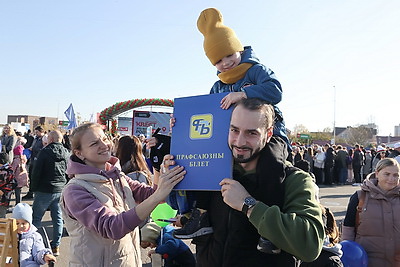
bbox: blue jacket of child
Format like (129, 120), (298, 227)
(18, 224), (52, 267)
(210, 46), (289, 146)
(155, 225), (194, 264)
(210, 46), (282, 104)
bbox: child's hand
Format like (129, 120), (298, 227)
(44, 253), (57, 263)
(220, 92), (246, 109)
(145, 137), (158, 149)
(173, 215), (184, 227)
(147, 249), (156, 257)
(170, 114), (176, 128)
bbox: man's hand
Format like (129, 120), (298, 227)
(220, 178), (250, 211)
(220, 92), (246, 110)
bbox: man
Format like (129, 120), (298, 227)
(167, 98), (324, 266)
(335, 145), (349, 185)
(352, 144), (364, 184)
(22, 126), (45, 200)
(31, 130), (69, 256)
(23, 129), (34, 149)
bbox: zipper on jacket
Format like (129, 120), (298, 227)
(222, 207), (233, 266)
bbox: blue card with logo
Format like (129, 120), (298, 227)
(170, 93), (233, 190)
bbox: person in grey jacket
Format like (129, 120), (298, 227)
(12, 203), (56, 267)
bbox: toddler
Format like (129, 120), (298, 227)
(12, 203), (56, 266)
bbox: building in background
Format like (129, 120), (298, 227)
(394, 124), (400, 137)
(7, 115), (58, 131)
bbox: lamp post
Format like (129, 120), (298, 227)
(332, 85), (336, 145)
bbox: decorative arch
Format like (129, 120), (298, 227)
(99, 98), (174, 133)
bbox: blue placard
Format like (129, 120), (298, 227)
(170, 93), (233, 190)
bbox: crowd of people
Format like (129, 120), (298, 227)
(288, 142), (400, 186)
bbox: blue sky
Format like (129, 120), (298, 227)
(1, 1), (399, 136)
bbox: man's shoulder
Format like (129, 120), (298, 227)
(283, 165), (313, 186)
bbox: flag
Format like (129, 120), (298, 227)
(64, 103), (77, 129)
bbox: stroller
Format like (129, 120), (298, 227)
(37, 227), (55, 267)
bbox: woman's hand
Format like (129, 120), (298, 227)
(152, 155), (185, 202)
(135, 154), (185, 221)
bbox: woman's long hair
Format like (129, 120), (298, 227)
(115, 135), (152, 184)
(2, 124), (16, 137)
(321, 204), (340, 246)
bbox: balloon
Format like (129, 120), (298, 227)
(151, 203), (177, 227)
(340, 240), (368, 267)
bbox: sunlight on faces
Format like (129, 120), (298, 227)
(16, 219), (30, 234)
(377, 165), (400, 192)
(215, 52), (241, 73)
(74, 127), (112, 169)
(228, 105), (272, 165)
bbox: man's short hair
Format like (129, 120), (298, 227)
(34, 126), (44, 132)
(234, 98), (275, 130)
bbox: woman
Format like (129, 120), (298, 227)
(303, 147), (314, 173)
(60, 123), (186, 266)
(115, 135), (152, 185)
(1, 124), (17, 164)
(313, 146), (326, 185)
(342, 158), (400, 266)
(372, 146), (386, 172)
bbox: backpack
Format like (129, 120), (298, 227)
(355, 190), (367, 232)
(0, 164), (18, 206)
(299, 205), (343, 267)
(0, 151), (9, 165)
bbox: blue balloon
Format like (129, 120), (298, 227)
(340, 240), (368, 267)
(23, 148), (31, 160)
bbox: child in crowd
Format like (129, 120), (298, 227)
(11, 145), (29, 205)
(140, 222), (196, 267)
(173, 7), (289, 239)
(0, 163), (17, 218)
(12, 203), (56, 267)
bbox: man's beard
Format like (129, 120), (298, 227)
(231, 145), (262, 164)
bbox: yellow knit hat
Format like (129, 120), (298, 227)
(197, 8), (243, 65)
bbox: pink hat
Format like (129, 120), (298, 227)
(13, 145), (24, 156)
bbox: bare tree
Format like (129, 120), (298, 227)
(293, 124), (310, 134)
(343, 126), (374, 146)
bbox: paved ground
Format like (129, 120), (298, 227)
(8, 184), (360, 266)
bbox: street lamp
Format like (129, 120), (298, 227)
(332, 85), (336, 145)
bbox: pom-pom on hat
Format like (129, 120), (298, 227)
(13, 145), (24, 156)
(197, 8), (243, 65)
(12, 203), (33, 224)
(140, 222), (161, 244)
